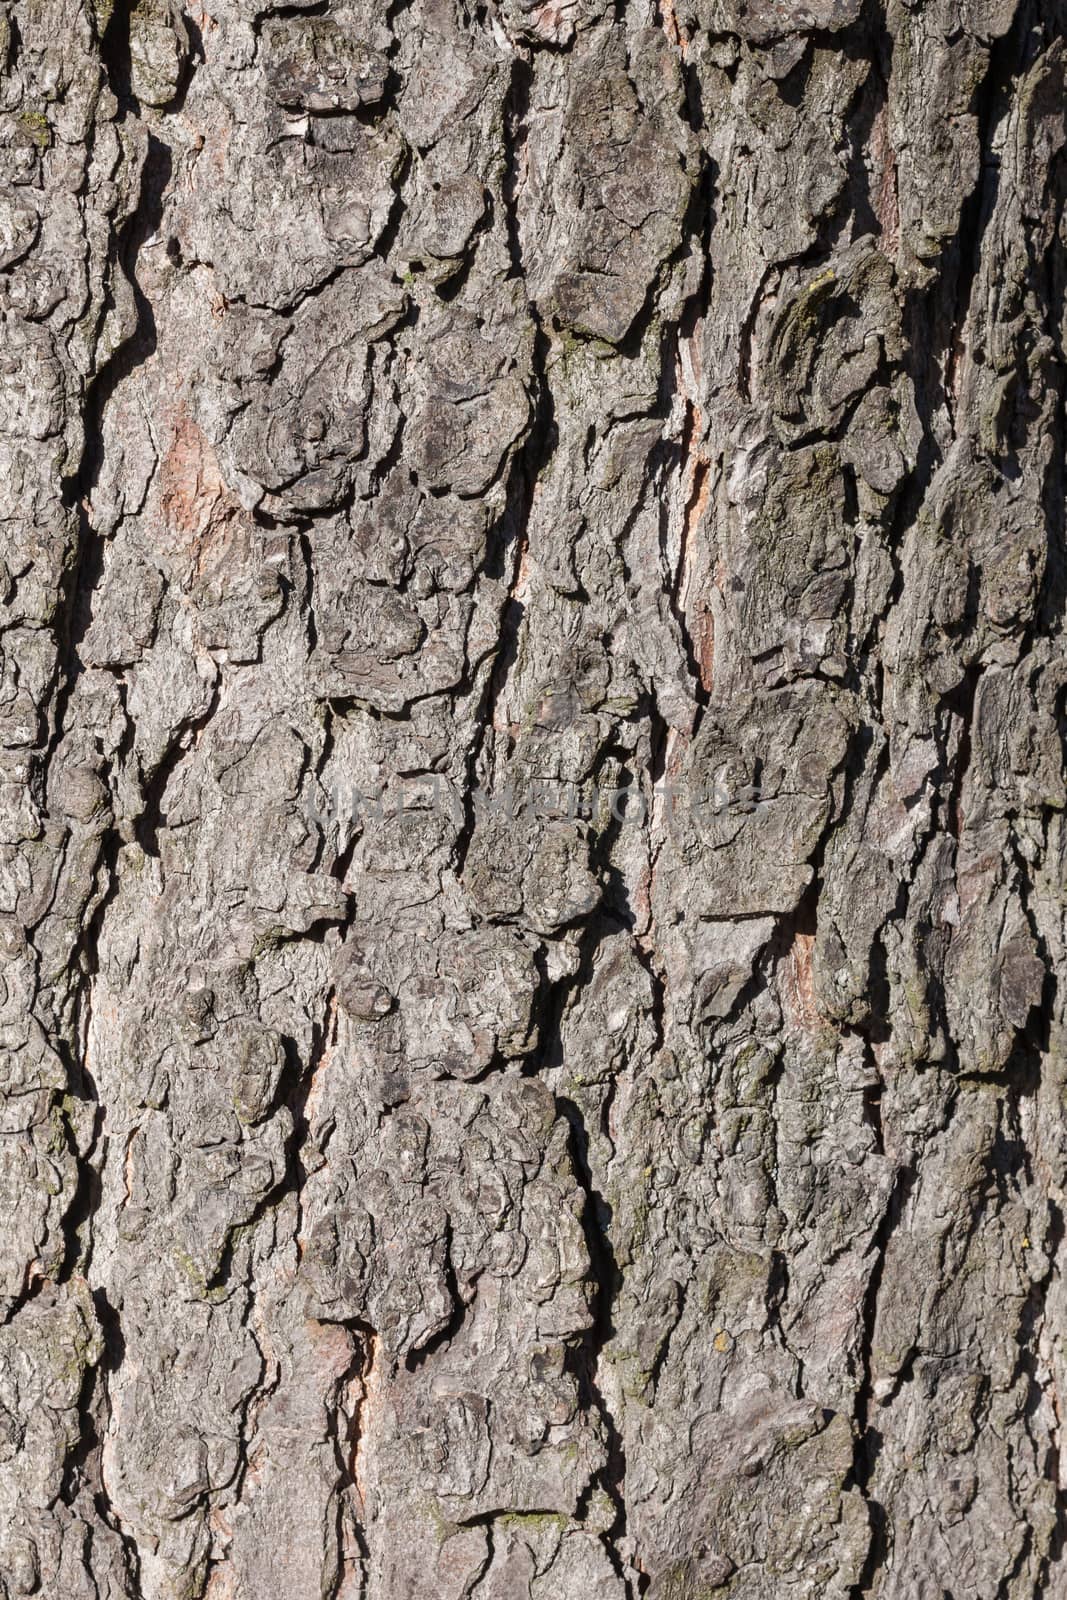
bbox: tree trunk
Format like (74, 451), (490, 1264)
(1, 0), (1065, 1594)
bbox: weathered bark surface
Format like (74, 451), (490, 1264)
(1, 0), (1065, 1594)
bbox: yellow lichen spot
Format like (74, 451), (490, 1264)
(18, 109), (51, 150)
(713, 1329), (731, 1353)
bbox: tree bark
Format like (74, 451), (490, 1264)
(1, 0), (1065, 1594)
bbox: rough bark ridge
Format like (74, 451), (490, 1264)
(1, 0), (1065, 1594)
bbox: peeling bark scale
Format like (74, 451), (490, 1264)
(0, 0), (1065, 1595)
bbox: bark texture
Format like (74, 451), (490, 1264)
(1, 0), (1066, 1594)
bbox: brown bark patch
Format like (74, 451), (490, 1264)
(786, 928), (823, 1031)
(160, 409), (229, 546)
(692, 590), (715, 697)
(158, 405), (251, 590)
(659, 0), (690, 55)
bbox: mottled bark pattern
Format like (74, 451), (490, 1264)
(0, 0), (1065, 1595)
